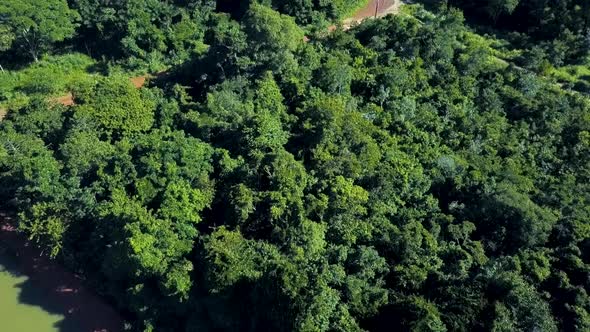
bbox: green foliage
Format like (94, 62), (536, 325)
(270, 0), (368, 24)
(1, 2), (590, 332)
(435, 0), (590, 67)
(0, 0), (79, 62)
(0, 53), (96, 109)
(69, 0), (213, 69)
(204, 227), (268, 289)
(242, 3), (305, 74)
(74, 76), (155, 137)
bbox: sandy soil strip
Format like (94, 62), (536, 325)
(130, 75), (148, 89)
(0, 212), (124, 332)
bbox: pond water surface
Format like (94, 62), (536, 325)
(0, 247), (69, 332)
(0, 217), (123, 332)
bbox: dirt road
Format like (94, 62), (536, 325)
(349, 0), (401, 23)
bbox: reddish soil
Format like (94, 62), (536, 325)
(130, 75), (148, 89)
(328, 0), (401, 32)
(0, 212), (124, 332)
(53, 92), (75, 106)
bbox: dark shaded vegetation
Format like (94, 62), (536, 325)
(1, 1), (589, 331)
(422, 0), (590, 92)
(423, 0), (590, 63)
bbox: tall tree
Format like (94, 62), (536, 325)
(0, 0), (79, 62)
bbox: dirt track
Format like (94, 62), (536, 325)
(349, 0), (401, 23)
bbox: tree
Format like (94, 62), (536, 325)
(0, 0), (79, 62)
(74, 76), (155, 138)
(0, 25), (14, 71)
(242, 3), (305, 74)
(69, 0), (213, 67)
(487, 0), (519, 23)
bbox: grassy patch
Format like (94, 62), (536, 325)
(548, 63), (590, 93)
(550, 64), (590, 83)
(0, 53), (98, 110)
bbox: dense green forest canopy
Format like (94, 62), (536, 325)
(1, 0), (590, 331)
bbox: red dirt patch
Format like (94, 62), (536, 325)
(0, 212), (124, 332)
(130, 75), (148, 89)
(53, 92), (75, 106)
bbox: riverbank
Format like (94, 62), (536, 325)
(0, 212), (124, 332)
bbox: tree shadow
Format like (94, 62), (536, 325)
(0, 220), (124, 332)
(0, 243), (22, 277)
(16, 281), (83, 332)
(0, 244), (82, 332)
